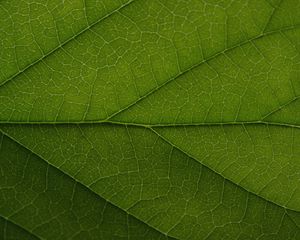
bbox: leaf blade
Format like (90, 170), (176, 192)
(1, 124), (300, 239)
(0, 131), (171, 239)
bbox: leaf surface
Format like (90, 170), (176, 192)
(0, 132), (171, 239)
(1, 0), (300, 239)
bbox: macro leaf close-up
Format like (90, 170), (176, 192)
(1, 0), (300, 239)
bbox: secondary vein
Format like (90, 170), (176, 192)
(0, 129), (176, 240)
(0, 0), (136, 88)
(106, 24), (300, 121)
(0, 215), (42, 240)
(149, 127), (300, 213)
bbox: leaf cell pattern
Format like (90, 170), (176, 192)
(0, 0), (300, 239)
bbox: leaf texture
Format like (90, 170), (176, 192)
(0, 0), (300, 239)
(0, 215), (39, 240)
(0, 132), (171, 239)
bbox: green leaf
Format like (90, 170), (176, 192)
(0, 0), (300, 239)
(0, 132), (171, 239)
(0, 215), (39, 240)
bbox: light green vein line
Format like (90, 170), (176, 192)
(0, 129), (177, 240)
(0, 0), (136, 88)
(105, 120), (300, 130)
(286, 213), (300, 229)
(0, 214), (42, 240)
(262, 0), (282, 32)
(0, 121), (299, 130)
(106, 24), (300, 121)
(149, 127), (300, 213)
(261, 96), (300, 120)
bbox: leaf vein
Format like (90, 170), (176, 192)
(0, 0), (136, 88)
(149, 127), (300, 213)
(107, 24), (300, 121)
(0, 129), (177, 240)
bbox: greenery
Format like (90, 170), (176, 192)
(0, 0), (300, 239)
